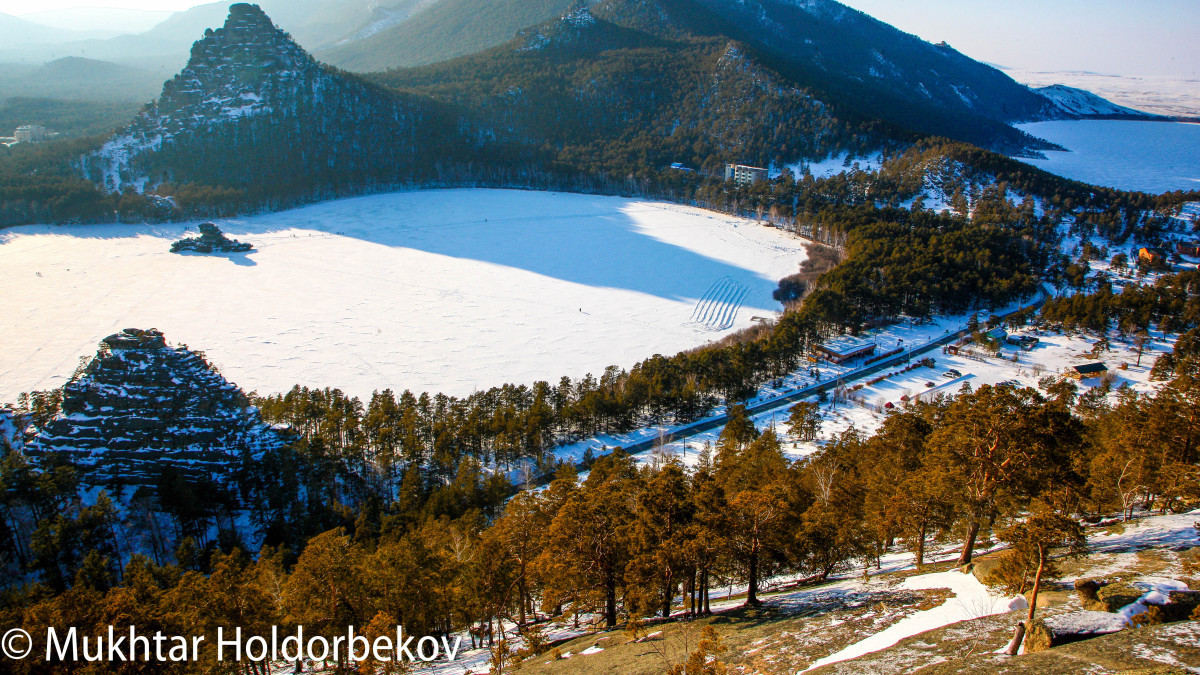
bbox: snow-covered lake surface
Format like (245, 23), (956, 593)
(1015, 120), (1200, 194)
(0, 189), (807, 403)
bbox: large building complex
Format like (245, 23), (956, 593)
(724, 163), (768, 186)
(14, 125), (47, 143)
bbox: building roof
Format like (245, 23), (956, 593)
(1073, 362), (1108, 375)
(819, 336), (876, 357)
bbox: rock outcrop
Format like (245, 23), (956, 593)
(171, 223), (253, 253)
(26, 328), (286, 489)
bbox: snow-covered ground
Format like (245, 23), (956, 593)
(0, 189), (807, 404)
(1003, 69), (1200, 120)
(380, 510), (1198, 675)
(801, 571), (1026, 672)
(773, 151), (884, 180)
(1014, 120), (1200, 194)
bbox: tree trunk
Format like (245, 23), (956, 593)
(1010, 547), (1047, 656)
(747, 546), (761, 606)
(916, 519), (928, 571)
(662, 571), (673, 619)
(605, 567), (617, 629)
(956, 516), (982, 566)
(702, 567), (711, 615)
(518, 578), (527, 626)
(1005, 622), (1026, 656)
(1027, 547), (1046, 625)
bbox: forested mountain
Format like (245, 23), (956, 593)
(77, 3), (472, 203)
(319, 0), (575, 71)
(334, 0), (1072, 155)
(378, 5), (877, 178)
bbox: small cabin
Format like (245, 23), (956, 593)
(983, 327), (1008, 342)
(1138, 247), (1167, 265)
(1069, 363), (1108, 380)
(1176, 241), (1200, 257)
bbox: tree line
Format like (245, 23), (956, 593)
(4, 348), (1199, 672)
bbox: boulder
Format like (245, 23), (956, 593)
(1094, 582), (1144, 613)
(1025, 611), (1128, 653)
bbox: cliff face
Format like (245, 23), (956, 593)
(26, 328), (286, 489)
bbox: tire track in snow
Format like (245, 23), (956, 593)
(690, 277), (748, 330)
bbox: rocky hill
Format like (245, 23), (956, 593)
(25, 328), (287, 490)
(79, 3), (465, 197)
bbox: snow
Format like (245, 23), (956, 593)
(1118, 578), (1193, 625)
(1087, 508), (1200, 553)
(0, 189), (807, 404)
(578, 645), (604, 655)
(801, 570), (1026, 672)
(1044, 610), (1127, 636)
(1014, 120), (1200, 194)
(1034, 84), (1152, 118)
(774, 151), (883, 180)
(1003, 69), (1200, 120)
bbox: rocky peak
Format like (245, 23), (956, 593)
(26, 329), (287, 490)
(84, 3), (393, 193)
(158, 3), (317, 119)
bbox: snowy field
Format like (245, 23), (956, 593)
(1015, 120), (1200, 194)
(0, 189), (808, 404)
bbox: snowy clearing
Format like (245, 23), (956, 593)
(0, 189), (807, 403)
(1014, 120), (1200, 194)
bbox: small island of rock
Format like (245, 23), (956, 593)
(170, 223), (254, 253)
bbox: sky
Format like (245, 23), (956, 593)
(836, 0), (1199, 79)
(1, 0), (1196, 79)
(1, 0), (198, 12)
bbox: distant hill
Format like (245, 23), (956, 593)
(21, 7), (173, 36)
(0, 0), (406, 76)
(0, 57), (166, 103)
(318, 0), (576, 71)
(1033, 84), (1168, 120)
(0, 11), (92, 44)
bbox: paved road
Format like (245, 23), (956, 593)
(614, 288), (1050, 457)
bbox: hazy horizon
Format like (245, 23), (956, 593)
(0, 0), (1196, 80)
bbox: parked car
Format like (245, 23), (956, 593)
(942, 369), (961, 378)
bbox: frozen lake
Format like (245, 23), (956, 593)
(1015, 120), (1200, 194)
(0, 189), (807, 402)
